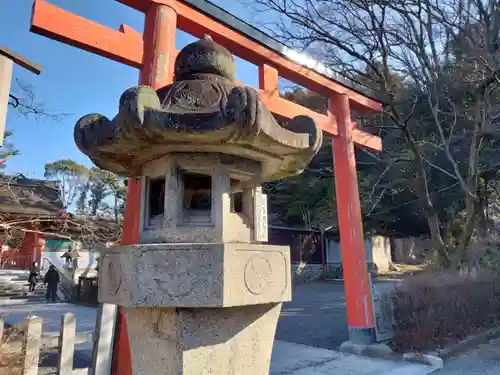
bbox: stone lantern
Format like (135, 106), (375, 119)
(74, 35), (321, 374)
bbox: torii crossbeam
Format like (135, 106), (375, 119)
(30, 0), (383, 373)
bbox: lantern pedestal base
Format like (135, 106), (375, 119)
(99, 243), (291, 375)
(125, 304), (281, 374)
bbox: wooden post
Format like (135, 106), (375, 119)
(92, 304), (117, 375)
(0, 55), (12, 146)
(0, 318), (4, 344)
(57, 313), (76, 375)
(23, 316), (43, 375)
(330, 93), (375, 344)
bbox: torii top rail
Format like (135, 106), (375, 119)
(30, 0), (382, 151)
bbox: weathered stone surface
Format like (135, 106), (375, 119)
(125, 303), (281, 375)
(175, 34), (236, 81)
(73, 35), (322, 183)
(138, 153), (272, 245)
(82, 34), (319, 375)
(98, 243), (291, 308)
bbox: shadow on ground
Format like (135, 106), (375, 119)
(275, 281), (349, 350)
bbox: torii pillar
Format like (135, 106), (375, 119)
(30, 0), (381, 373)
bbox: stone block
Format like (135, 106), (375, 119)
(340, 341), (394, 359)
(125, 303), (281, 374)
(403, 353), (444, 369)
(99, 243), (291, 308)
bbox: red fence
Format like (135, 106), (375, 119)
(0, 249), (32, 270)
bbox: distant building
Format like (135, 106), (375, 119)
(0, 174), (119, 269)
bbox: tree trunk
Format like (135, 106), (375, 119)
(454, 104), (483, 267)
(423, 196), (452, 268)
(401, 121), (452, 267)
(114, 195), (119, 224)
(454, 205), (477, 267)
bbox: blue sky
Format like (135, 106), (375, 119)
(1, 0), (262, 178)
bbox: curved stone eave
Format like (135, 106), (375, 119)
(255, 104), (315, 150)
(76, 112), (315, 155)
(83, 139), (319, 181)
(108, 114), (312, 151)
(76, 117), (320, 178)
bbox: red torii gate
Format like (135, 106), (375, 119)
(30, 0), (383, 373)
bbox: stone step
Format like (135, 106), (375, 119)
(0, 270), (70, 302)
(0, 292), (28, 298)
(0, 275), (27, 280)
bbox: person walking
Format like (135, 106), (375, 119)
(28, 261), (39, 292)
(44, 265), (60, 302)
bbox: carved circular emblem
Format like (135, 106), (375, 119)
(155, 256), (196, 298)
(244, 256), (273, 295)
(169, 81), (224, 112)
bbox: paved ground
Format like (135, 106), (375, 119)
(276, 282), (349, 350)
(0, 283), (351, 352)
(0, 272), (365, 352)
(276, 280), (401, 350)
(1, 282), (351, 371)
(271, 340), (435, 375)
(434, 339), (500, 375)
(5, 281), (499, 374)
(0, 300), (95, 374)
(0, 300), (436, 375)
(4, 275), (499, 374)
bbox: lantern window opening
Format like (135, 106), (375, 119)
(146, 176), (166, 229)
(181, 169), (212, 224)
(230, 179), (244, 214)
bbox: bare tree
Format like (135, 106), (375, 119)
(247, 0), (500, 267)
(44, 159), (89, 210)
(0, 79), (109, 262)
(8, 79), (68, 122)
(0, 176), (121, 255)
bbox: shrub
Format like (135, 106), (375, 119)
(391, 270), (500, 352)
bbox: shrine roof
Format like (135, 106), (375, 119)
(0, 45), (41, 75)
(0, 175), (120, 242)
(43, 215), (121, 243)
(0, 175), (63, 217)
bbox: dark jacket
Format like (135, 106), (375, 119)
(44, 269), (60, 287)
(29, 265), (39, 275)
(29, 265), (39, 280)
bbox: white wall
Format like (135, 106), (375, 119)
(326, 235), (392, 273)
(371, 236), (391, 273)
(41, 250), (98, 272)
(326, 237), (374, 263)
